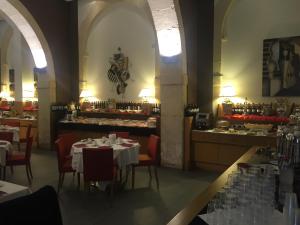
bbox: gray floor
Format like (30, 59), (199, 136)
(4, 149), (219, 225)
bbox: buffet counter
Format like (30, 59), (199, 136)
(57, 117), (159, 153)
(190, 129), (276, 171)
(167, 146), (267, 225)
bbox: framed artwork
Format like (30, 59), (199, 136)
(262, 36), (300, 96)
(107, 47), (130, 95)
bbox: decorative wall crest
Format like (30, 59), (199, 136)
(107, 47), (130, 95)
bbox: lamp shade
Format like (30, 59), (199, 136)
(79, 89), (92, 98)
(138, 88), (153, 98)
(0, 91), (9, 98)
(220, 85), (236, 97)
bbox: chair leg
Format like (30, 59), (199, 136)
(18, 142), (21, 151)
(131, 166), (135, 189)
(148, 166), (152, 179)
(119, 169), (123, 183)
(57, 173), (62, 192)
(0, 166), (2, 180)
(28, 163), (33, 179)
(148, 166), (152, 186)
(3, 166), (6, 180)
(125, 166), (130, 184)
(10, 166), (14, 174)
(25, 165), (32, 185)
(77, 173), (80, 189)
(154, 166), (159, 190)
(61, 173), (65, 187)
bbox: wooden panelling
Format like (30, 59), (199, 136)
(191, 130), (276, 171)
(194, 142), (219, 164)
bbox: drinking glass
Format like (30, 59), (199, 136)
(284, 192), (298, 225)
(293, 208), (300, 225)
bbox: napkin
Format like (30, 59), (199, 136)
(74, 144), (87, 148)
(121, 143), (133, 147)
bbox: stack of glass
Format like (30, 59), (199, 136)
(206, 165), (276, 225)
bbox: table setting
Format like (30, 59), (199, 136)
(71, 134), (140, 173)
(0, 125), (19, 142)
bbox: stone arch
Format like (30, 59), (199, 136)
(214, 0), (236, 74)
(0, 0), (56, 148)
(78, 0), (187, 168)
(0, 23), (13, 86)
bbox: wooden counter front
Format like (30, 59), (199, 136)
(191, 130), (276, 171)
(167, 146), (259, 225)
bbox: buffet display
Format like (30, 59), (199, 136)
(60, 117), (157, 128)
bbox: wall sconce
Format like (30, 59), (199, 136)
(138, 88), (153, 103)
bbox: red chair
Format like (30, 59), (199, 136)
(0, 131), (14, 143)
(18, 124), (32, 151)
(132, 135), (160, 189)
(82, 147), (116, 197)
(55, 134), (80, 191)
(109, 132), (129, 139)
(4, 137), (33, 184)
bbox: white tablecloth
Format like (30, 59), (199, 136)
(199, 209), (285, 225)
(0, 125), (20, 142)
(71, 138), (140, 173)
(0, 141), (13, 166)
(0, 180), (30, 203)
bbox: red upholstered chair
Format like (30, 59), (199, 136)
(0, 131), (14, 142)
(109, 132), (130, 139)
(82, 147), (116, 197)
(4, 137), (33, 184)
(132, 135), (160, 189)
(18, 124), (32, 151)
(55, 134), (80, 191)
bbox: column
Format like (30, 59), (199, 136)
(160, 56), (187, 168)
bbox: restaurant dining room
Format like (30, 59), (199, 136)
(0, 0), (300, 225)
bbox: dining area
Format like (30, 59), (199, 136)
(55, 132), (160, 196)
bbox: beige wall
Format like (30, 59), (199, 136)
(219, 0), (300, 104)
(85, 5), (156, 101)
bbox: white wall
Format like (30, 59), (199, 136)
(4, 25), (35, 101)
(86, 6), (156, 101)
(220, 0), (300, 103)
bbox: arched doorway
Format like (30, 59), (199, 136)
(0, 0), (56, 149)
(78, 0), (187, 168)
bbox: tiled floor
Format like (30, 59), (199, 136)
(4, 149), (219, 225)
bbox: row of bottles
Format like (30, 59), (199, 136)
(185, 104), (199, 116)
(232, 103), (267, 115)
(83, 101), (160, 115)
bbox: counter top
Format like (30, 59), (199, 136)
(167, 146), (265, 225)
(0, 117), (37, 121)
(60, 117), (156, 129)
(193, 129), (276, 138)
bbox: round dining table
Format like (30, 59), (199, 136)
(70, 137), (140, 173)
